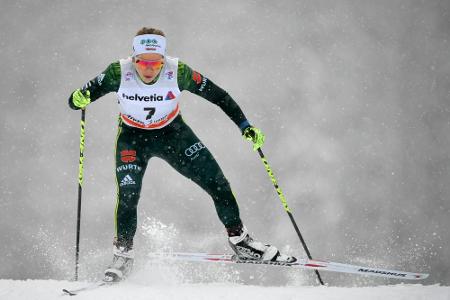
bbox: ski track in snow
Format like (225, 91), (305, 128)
(0, 280), (449, 300)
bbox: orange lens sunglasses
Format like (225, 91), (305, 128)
(135, 58), (164, 69)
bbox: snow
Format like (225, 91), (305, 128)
(0, 280), (448, 300)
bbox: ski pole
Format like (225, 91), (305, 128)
(256, 147), (325, 286)
(75, 109), (86, 281)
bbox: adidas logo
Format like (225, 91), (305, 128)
(120, 175), (136, 187)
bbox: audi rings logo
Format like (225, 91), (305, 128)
(184, 142), (205, 159)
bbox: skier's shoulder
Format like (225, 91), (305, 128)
(103, 60), (122, 81)
(177, 59), (193, 77)
(176, 59), (200, 91)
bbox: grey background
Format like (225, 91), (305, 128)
(0, 0), (449, 287)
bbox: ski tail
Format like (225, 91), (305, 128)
(147, 252), (429, 280)
(62, 281), (110, 296)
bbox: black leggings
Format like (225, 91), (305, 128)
(114, 115), (242, 245)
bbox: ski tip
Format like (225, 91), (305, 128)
(62, 288), (76, 296)
(414, 273), (429, 280)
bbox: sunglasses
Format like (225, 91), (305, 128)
(134, 58), (164, 69)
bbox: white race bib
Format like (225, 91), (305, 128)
(117, 56), (181, 129)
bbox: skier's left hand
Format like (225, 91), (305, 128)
(243, 126), (265, 151)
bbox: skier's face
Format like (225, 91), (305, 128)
(133, 53), (164, 83)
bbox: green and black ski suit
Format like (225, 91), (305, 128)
(69, 57), (251, 247)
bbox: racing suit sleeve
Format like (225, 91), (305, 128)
(177, 61), (251, 132)
(68, 61), (121, 110)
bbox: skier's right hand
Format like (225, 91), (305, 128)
(72, 89), (91, 109)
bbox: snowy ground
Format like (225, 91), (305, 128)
(0, 280), (448, 300)
(2, 218), (445, 299)
(3, 217), (443, 299)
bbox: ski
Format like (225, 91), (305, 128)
(147, 252), (429, 280)
(62, 280), (116, 296)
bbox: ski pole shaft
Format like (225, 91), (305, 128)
(75, 109), (86, 281)
(256, 147), (325, 285)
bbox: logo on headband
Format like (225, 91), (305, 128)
(140, 38), (160, 51)
(133, 35), (166, 56)
(141, 38), (159, 46)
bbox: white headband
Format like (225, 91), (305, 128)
(132, 34), (166, 57)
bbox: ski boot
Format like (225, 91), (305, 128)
(228, 226), (296, 263)
(104, 240), (134, 282)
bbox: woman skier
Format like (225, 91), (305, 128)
(68, 27), (295, 282)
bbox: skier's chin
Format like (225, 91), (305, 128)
(142, 75), (156, 83)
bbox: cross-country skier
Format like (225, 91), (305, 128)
(68, 27), (295, 282)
